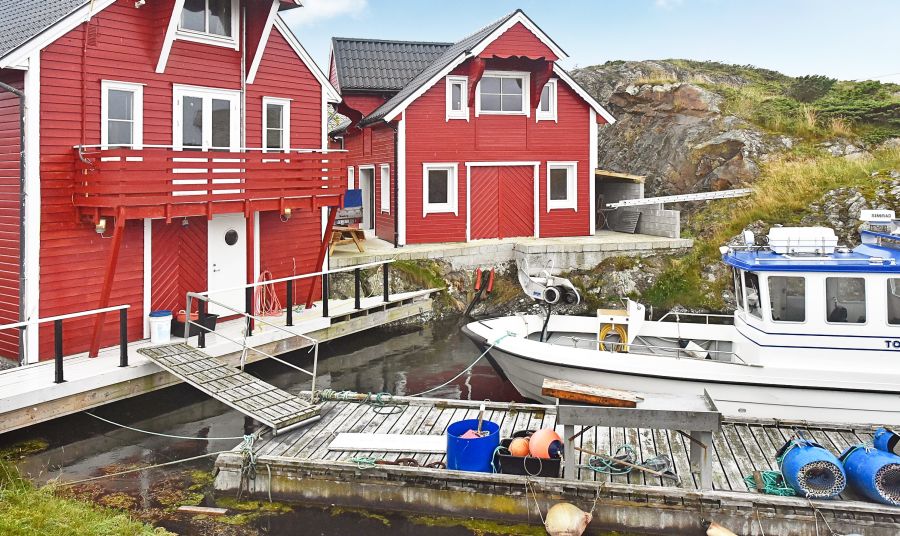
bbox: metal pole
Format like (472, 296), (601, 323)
(383, 263), (390, 303)
(119, 308), (128, 367)
(322, 274), (329, 318)
(354, 268), (361, 309)
(197, 298), (206, 348)
(286, 280), (294, 326)
(245, 286), (253, 335)
(310, 343), (318, 402)
(54, 319), (64, 384)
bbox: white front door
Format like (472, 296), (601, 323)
(359, 167), (375, 230)
(208, 213), (247, 316)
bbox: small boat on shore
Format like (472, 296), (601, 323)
(464, 219), (900, 425)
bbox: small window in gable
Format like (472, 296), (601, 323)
(446, 76), (468, 120)
(262, 97), (290, 152)
(380, 164), (390, 213)
(423, 163), (458, 217)
(546, 162), (577, 211)
(536, 79), (557, 122)
(179, 0), (238, 48)
(476, 71), (530, 116)
(101, 81), (143, 149)
(347, 166), (355, 189)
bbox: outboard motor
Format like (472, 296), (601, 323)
(516, 256), (581, 342)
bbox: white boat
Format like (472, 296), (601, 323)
(463, 221), (900, 425)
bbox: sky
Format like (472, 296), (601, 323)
(282, 0), (900, 83)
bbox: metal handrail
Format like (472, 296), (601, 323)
(200, 259), (394, 296)
(550, 333), (757, 367)
(74, 144), (347, 154)
(656, 311), (734, 324)
(0, 304), (129, 330)
(185, 292), (319, 399)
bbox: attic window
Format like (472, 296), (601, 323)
(445, 76), (469, 121)
(476, 71), (530, 116)
(178, 0), (238, 48)
(536, 79), (557, 122)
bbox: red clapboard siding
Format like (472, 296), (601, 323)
(479, 22), (558, 61)
(35, 0), (328, 359)
(0, 71), (22, 361)
(258, 209), (322, 305)
(342, 121), (396, 242)
(151, 218), (207, 314)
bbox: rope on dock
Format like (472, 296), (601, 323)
(743, 471), (796, 496)
(578, 444), (674, 478)
(85, 412), (250, 441)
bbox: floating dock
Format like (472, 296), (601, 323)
(214, 397), (900, 535)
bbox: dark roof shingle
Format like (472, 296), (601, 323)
(0, 0), (87, 61)
(359, 10), (521, 126)
(331, 38), (452, 92)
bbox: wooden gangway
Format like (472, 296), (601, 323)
(138, 343), (319, 435)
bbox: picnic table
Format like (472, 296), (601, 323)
(329, 226), (366, 254)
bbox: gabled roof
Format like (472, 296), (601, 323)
(358, 9), (577, 127)
(0, 0), (87, 62)
(331, 37), (452, 92)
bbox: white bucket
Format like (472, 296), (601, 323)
(149, 311), (172, 344)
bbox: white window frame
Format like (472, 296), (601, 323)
(262, 96), (291, 152)
(546, 161), (578, 211)
(475, 70), (531, 117)
(445, 75), (469, 121)
(380, 164), (390, 213)
(536, 79), (558, 122)
(177, 0), (240, 50)
(172, 84), (241, 150)
(101, 80), (144, 149)
(422, 163), (459, 217)
(347, 166), (355, 189)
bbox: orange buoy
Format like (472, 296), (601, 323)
(509, 437), (530, 457)
(529, 428), (563, 459)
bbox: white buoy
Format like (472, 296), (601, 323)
(544, 502), (592, 536)
(705, 521), (738, 536)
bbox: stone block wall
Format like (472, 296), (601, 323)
(635, 204), (681, 238)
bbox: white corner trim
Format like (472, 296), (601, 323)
(552, 65), (616, 124)
(262, 96), (291, 150)
(445, 76), (469, 121)
(0, 0), (117, 69)
(253, 212), (261, 282)
(422, 163), (459, 218)
(382, 11), (567, 123)
(101, 80), (144, 149)
(534, 163), (540, 238)
(397, 113), (407, 245)
(546, 161), (578, 212)
(274, 18), (341, 103)
(536, 78), (558, 123)
(156, 0), (186, 74)
(23, 52), (41, 364)
(320, 85), (327, 150)
(246, 0), (280, 84)
(589, 109), (598, 234)
(143, 219), (151, 338)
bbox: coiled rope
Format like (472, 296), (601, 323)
(578, 444), (673, 476)
(743, 471), (796, 496)
(254, 270), (283, 317)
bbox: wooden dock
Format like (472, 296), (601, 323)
(214, 397), (900, 535)
(138, 344), (319, 434)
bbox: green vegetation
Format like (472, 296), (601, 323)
(665, 60), (900, 143)
(0, 462), (169, 535)
(643, 147), (900, 310)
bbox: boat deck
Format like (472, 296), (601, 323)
(215, 397), (900, 535)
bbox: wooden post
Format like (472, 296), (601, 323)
(305, 206), (337, 309)
(88, 212), (125, 358)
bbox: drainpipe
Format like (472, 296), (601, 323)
(0, 80), (26, 364)
(388, 121), (399, 248)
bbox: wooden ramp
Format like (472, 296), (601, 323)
(138, 343), (318, 434)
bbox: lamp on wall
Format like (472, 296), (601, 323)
(281, 207), (292, 222)
(95, 218), (107, 235)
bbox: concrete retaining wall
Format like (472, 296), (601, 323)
(635, 204), (682, 239)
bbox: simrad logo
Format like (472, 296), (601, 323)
(861, 209), (896, 222)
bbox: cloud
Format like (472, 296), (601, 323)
(290, 0), (368, 26)
(654, 0), (684, 8)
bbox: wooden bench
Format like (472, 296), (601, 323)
(329, 226), (366, 254)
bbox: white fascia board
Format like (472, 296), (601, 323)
(397, 112), (407, 245)
(273, 18), (341, 103)
(156, 0), (186, 73)
(552, 65), (616, 124)
(382, 12), (568, 124)
(22, 52), (41, 364)
(0, 0), (117, 69)
(589, 109), (598, 234)
(246, 0), (280, 84)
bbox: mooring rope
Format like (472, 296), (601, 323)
(406, 332), (512, 398)
(56, 450), (232, 487)
(743, 470), (796, 496)
(85, 412), (249, 441)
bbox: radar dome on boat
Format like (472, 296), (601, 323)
(767, 226), (837, 255)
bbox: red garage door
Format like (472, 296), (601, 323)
(470, 166), (534, 240)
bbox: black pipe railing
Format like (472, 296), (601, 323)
(54, 320), (63, 384)
(286, 280), (294, 326)
(322, 273), (330, 317)
(354, 268), (361, 310)
(197, 300), (207, 348)
(383, 263), (390, 303)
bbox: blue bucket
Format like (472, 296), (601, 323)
(873, 428), (900, 456)
(446, 419), (500, 473)
(841, 445), (900, 506)
(778, 439), (846, 499)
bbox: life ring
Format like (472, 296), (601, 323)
(598, 324), (628, 352)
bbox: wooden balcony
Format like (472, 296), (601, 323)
(73, 147), (346, 223)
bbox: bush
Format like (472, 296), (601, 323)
(788, 75), (836, 102)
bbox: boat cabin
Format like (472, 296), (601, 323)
(722, 226), (900, 364)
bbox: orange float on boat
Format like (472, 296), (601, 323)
(509, 437), (530, 457)
(529, 428), (563, 459)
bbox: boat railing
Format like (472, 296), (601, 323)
(656, 311), (735, 325)
(553, 334), (758, 367)
(0, 304), (131, 383)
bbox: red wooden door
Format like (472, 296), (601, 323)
(470, 166), (534, 240)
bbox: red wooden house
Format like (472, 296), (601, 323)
(329, 9), (615, 247)
(0, 0), (344, 364)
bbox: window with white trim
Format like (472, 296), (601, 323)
(101, 81), (143, 148)
(347, 166), (355, 189)
(476, 71), (530, 116)
(380, 164), (390, 213)
(422, 163), (458, 216)
(179, 0), (238, 48)
(262, 97), (290, 151)
(546, 162), (577, 211)
(536, 79), (557, 122)
(446, 76), (468, 120)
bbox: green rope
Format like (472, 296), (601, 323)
(744, 470), (796, 496)
(349, 456), (377, 469)
(580, 445), (636, 475)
